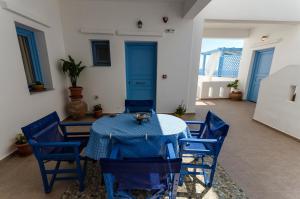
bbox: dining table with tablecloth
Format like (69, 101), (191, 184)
(85, 113), (190, 160)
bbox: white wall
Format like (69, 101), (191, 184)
(238, 24), (300, 95)
(0, 0), (66, 159)
(59, 0), (202, 114)
(253, 65), (300, 139)
(203, 28), (250, 38)
(202, 0), (300, 22)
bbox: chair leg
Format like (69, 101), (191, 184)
(37, 160), (51, 193)
(170, 173), (180, 199)
(76, 158), (84, 192)
(49, 161), (61, 189)
(103, 174), (114, 199)
(206, 159), (217, 187)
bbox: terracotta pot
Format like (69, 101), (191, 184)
(69, 87), (83, 99)
(32, 84), (45, 92)
(16, 143), (32, 156)
(67, 98), (87, 120)
(229, 91), (243, 101)
(94, 110), (103, 118)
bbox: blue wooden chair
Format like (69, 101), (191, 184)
(179, 111), (229, 187)
(124, 99), (155, 114)
(100, 143), (182, 199)
(21, 112), (92, 193)
(185, 111), (211, 138)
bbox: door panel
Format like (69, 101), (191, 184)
(248, 48), (274, 102)
(125, 42), (157, 106)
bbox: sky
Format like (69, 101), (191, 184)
(200, 39), (244, 68)
(201, 39), (244, 53)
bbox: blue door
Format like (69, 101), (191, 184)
(125, 42), (157, 106)
(248, 48), (274, 102)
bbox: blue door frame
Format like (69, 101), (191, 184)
(247, 48), (274, 102)
(125, 42), (157, 109)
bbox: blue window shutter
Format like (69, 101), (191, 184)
(91, 40), (111, 66)
(16, 26), (43, 82)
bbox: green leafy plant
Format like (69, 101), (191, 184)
(15, 133), (27, 145)
(60, 55), (86, 87)
(175, 102), (186, 116)
(93, 104), (102, 111)
(227, 80), (239, 90)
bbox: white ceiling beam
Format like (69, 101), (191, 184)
(183, 0), (211, 19)
(203, 28), (250, 38)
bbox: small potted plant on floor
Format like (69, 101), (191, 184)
(227, 80), (243, 101)
(174, 102), (186, 118)
(32, 81), (45, 92)
(15, 133), (32, 156)
(93, 104), (103, 118)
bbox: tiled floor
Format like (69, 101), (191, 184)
(192, 100), (300, 199)
(0, 99), (299, 199)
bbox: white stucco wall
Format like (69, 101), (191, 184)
(238, 24), (300, 95)
(253, 65), (300, 139)
(0, 0), (66, 159)
(202, 0), (300, 22)
(59, 0), (203, 114)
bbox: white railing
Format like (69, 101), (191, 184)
(197, 76), (235, 99)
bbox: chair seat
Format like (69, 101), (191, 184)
(183, 142), (207, 151)
(49, 141), (86, 155)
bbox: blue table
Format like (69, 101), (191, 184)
(85, 114), (190, 160)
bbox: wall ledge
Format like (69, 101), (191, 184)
(79, 27), (114, 35)
(116, 30), (164, 37)
(251, 38), (282, 48)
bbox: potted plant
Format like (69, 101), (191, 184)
(93, 104), (103, 118)
(60, 55), (87, 99)
(60, 55), (88, 119)
(15, 133), (32, 156)
(32, 81), (45, 92)
(227, 80), (243, 101)
(174, 102), (186, 118)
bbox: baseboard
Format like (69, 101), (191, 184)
(0, 149), (17, 161)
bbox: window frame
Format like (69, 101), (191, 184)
(16, 26), (43, 83)
(91, 40), (111, 67)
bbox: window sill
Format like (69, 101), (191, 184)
(29, 88), (54, 95)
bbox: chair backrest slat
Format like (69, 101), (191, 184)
(21, 112), (64, 154)
(125, 100), (154, 113)
(101, 157), (181, 191)
(22, 111), (60, 140)
(201, 111), (229, 155)
(101, 158), (182, 174)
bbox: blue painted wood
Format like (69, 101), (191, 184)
(124, 99), (155, 113)
(21, 112), (91, 193)
(179, 111), (229, 187)
(248, 48), (274, 102)
(100, 143), (182, 199)
(125, 42), (157, 108)
(91, 40), (111, 66)
(16, 26), (43, 82)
